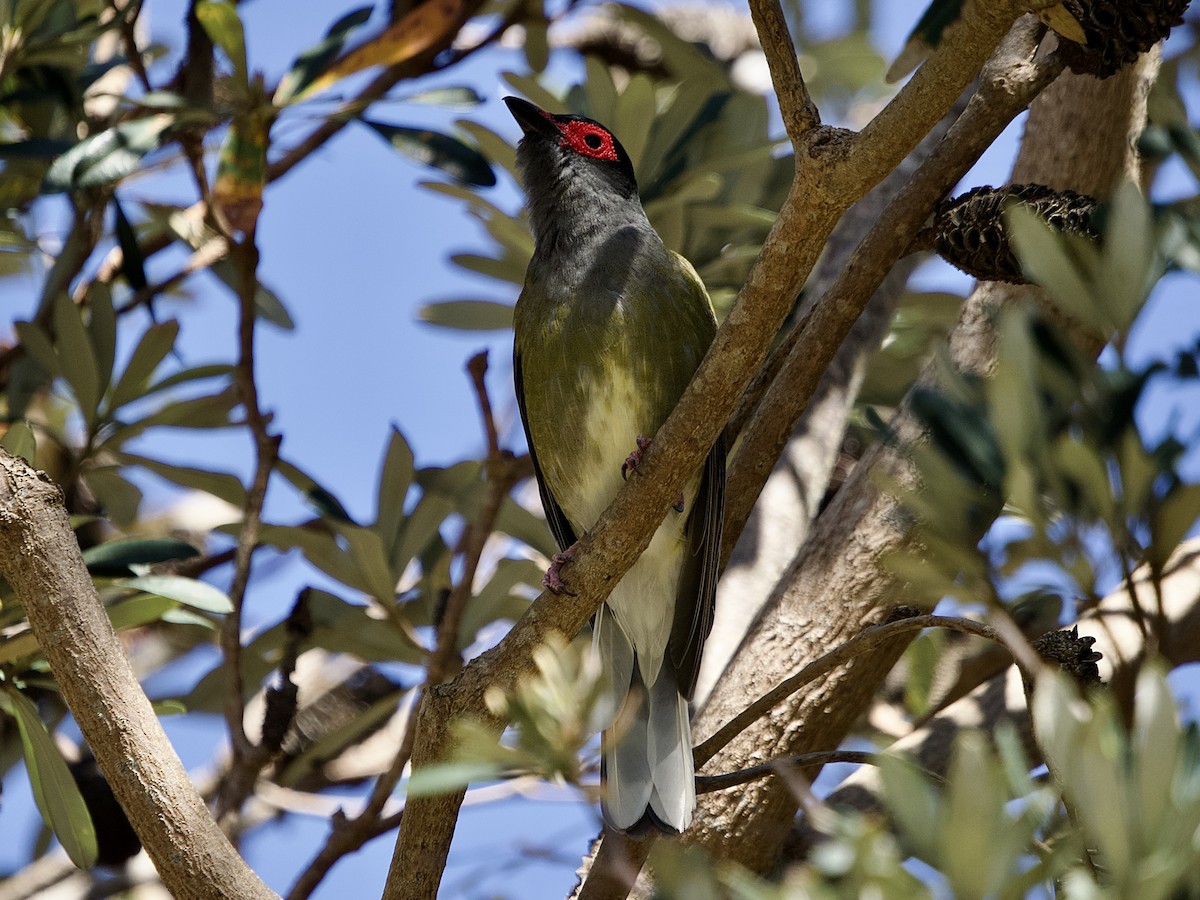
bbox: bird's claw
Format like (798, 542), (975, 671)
(543, 544), (579, 596)
(672, 494), (685, 513)
(621, 435), (655, 480)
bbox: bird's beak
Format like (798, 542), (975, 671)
(504, 96), (560, 140)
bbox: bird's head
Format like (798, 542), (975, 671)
(504, 96), (640, 218)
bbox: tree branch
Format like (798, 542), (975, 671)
(385, 6), (1040, 898)
(0, 450), (277, 900)
(686, 42), (1160, 879)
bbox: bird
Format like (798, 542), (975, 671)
(504, 95), (725, 834)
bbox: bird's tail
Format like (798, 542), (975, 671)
(594, 606), (695, 834)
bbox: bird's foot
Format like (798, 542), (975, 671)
(543, 543), (579, 596)
(621, 435), (655, 480)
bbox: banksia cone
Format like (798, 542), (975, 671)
(926, 184), (1098, 284)
(1055, 0), (1190, 78)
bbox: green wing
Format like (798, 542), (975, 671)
(513, 350), (578, 553)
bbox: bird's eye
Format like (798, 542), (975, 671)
(560, 120), (620, 162)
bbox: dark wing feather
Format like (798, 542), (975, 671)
(668, 429), (726, 700)
(514, 351), (577, 553)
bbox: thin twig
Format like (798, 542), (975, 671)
(694, 613), (1019, 768)
(747, 0), (819, 144)
(723, 22), (1062, 548)
(107, 0), (152, 92)
(287, 353), (523, 900)
(215, 226), (281, 824)
(696, 749), (879, 794)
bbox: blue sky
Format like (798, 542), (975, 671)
(3, 2), (1200, 897)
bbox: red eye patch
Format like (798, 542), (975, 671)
(558, 120), (619, 162)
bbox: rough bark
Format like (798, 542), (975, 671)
(0, 451), (278, 899)
(685, 48), (1160, 876)
(789, 537), (1200, 860)
(386, 3), (1031, 897)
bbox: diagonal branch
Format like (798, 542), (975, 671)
(384, 4), (1036, 898)
(0, 451), (277, 900)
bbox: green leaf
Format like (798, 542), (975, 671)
(1131, 664), (1179, 841)
(494, 496), (558, 559)
(117, 453), (246, 506)
(143, 363), (235, 398)
(450, 121), (518, 183)
(52, 293), (101, 427)
(121, 575), (233, 614)
(335, 522), (397, 601)
(111, 194), (147, 292)
(878, 752), (940, 860)
(376, 427), (415, 553)
(113, 388), (239, 439)
(210, 260), (294, 329)
(613, 73), (656, 171)
(82, 536), (200, 576)
(942, 732), (1006, 897)
(274, 6), (374, 106)
(253, 523), (363, 590)
(106, 593), (179, 631)
(523, 14), (549, 73)
(84, 466), (143, 527)
(1007, 205), (1106, 338)
(12, 321), (61, 377)
(417, 299), (513, 332)
(276, 458), (355, 523)
(400, 86), (484, 108)
(88, 284), (117, 400)
(1, 420), (37, 464)
(362, 120), (496, 187)
(296, 588), (425, 663)
(390, 491), (456, 580)
(456, 557), (540, 644)
(109, 320), (180, 409)
(43, 115), (173, 192)
(448, 252), (523, 284)
(1, 687), (98, 868)
(195, 1), (248, 86)
(1098, 180), (1156, 334)
(405, 760), (502, 797)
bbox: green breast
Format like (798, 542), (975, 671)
(514, 245), (715, 533)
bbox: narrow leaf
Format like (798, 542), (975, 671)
(2, 687), (98, 868)
(418, 299), (513, 331)
(109, 320), (180, 409)
(121, 574), (233, 614)
(117, 453), (246, 506)
(362, 120), (496, 186)
(12, 321), (61, 377)
(376, 426), (415, 552)
(299, 0), (464, 99)
(111, 195), (147, 292)
(195, 1), (248, 85)
(88, 284), (117, 400)
(405, 760), (501, 797)
(274, 6), (374, 105)
(400, 86), (483, 107)
(82, 536), (200, 576)
(52, 293), (101, 427)
(1, 420), (37, 464)
(107, 593), (179, 631)
(43, 116), (173, 192)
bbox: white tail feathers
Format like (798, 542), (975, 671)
(595, 606), (696, 834)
